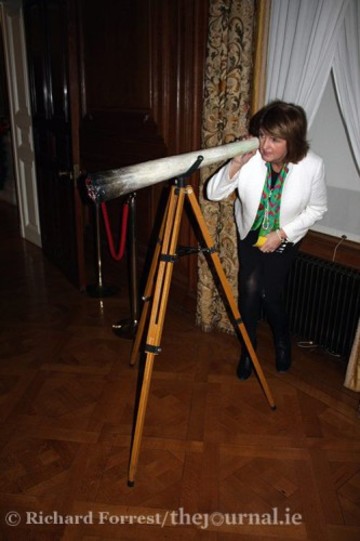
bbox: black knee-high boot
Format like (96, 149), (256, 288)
(264, 300), (291, 372)
(237, 335), (257, 380)
(236, 246), (263, 380)
(237, 297), (261, 380)
(236, 310), (258, 380)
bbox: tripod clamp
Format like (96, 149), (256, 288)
(173, 155), (204, 189)
(172, 154), (218, 258)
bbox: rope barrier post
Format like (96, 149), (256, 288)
(86, 201), (117, 298)
(113, 192), (139, 339)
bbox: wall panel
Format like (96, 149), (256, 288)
(79, 0), (209, 300)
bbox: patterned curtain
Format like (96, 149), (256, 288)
(196, 0), (256, 333)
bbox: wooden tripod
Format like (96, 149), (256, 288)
(127, 178), (276, 486)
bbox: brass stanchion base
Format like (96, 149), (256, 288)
(112, 318), (138, 339)
(86, 284), (118, 298)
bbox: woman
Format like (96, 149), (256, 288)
(206, 101), (327, 379)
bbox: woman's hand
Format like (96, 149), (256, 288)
(228, 136), (257, 179)
(258, 230), (286, 253)
(229, 150), (256, 178)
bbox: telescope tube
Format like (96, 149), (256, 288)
(86, 137), (259, 202)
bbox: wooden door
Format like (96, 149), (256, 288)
(23, 0), (84, 287)
(1, 0), (41, 247)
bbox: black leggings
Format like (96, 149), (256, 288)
(238, 230), (299, 344)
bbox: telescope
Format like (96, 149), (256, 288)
(84, 134), (277, 487)
(86, 137), (259, 202)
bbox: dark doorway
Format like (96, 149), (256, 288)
(23, 0), (83, 287)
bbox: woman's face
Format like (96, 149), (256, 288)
(258, 129), (288, 170)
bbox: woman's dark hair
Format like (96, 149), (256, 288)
(249, 101), (309, 163)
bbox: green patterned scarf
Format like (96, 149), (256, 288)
(252, 162), (289, 238)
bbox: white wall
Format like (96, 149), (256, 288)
(308, 71), (360, 243)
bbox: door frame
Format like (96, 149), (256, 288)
(67, 0), (86, 288)
(1, 0), (41, 247)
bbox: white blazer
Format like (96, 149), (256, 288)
(206, 150), (327, 244)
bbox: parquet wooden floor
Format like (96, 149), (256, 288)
(0, 200), (359, 541)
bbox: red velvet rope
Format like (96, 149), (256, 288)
(100, 201), (129, 261)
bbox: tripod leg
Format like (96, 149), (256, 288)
(186, 186), (276, 409)
(128, 352), (156, 485)
(128, 186), (186, 485)
(129, 195), (171, 366)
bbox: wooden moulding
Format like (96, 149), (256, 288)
(300, 230), (360, 270)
